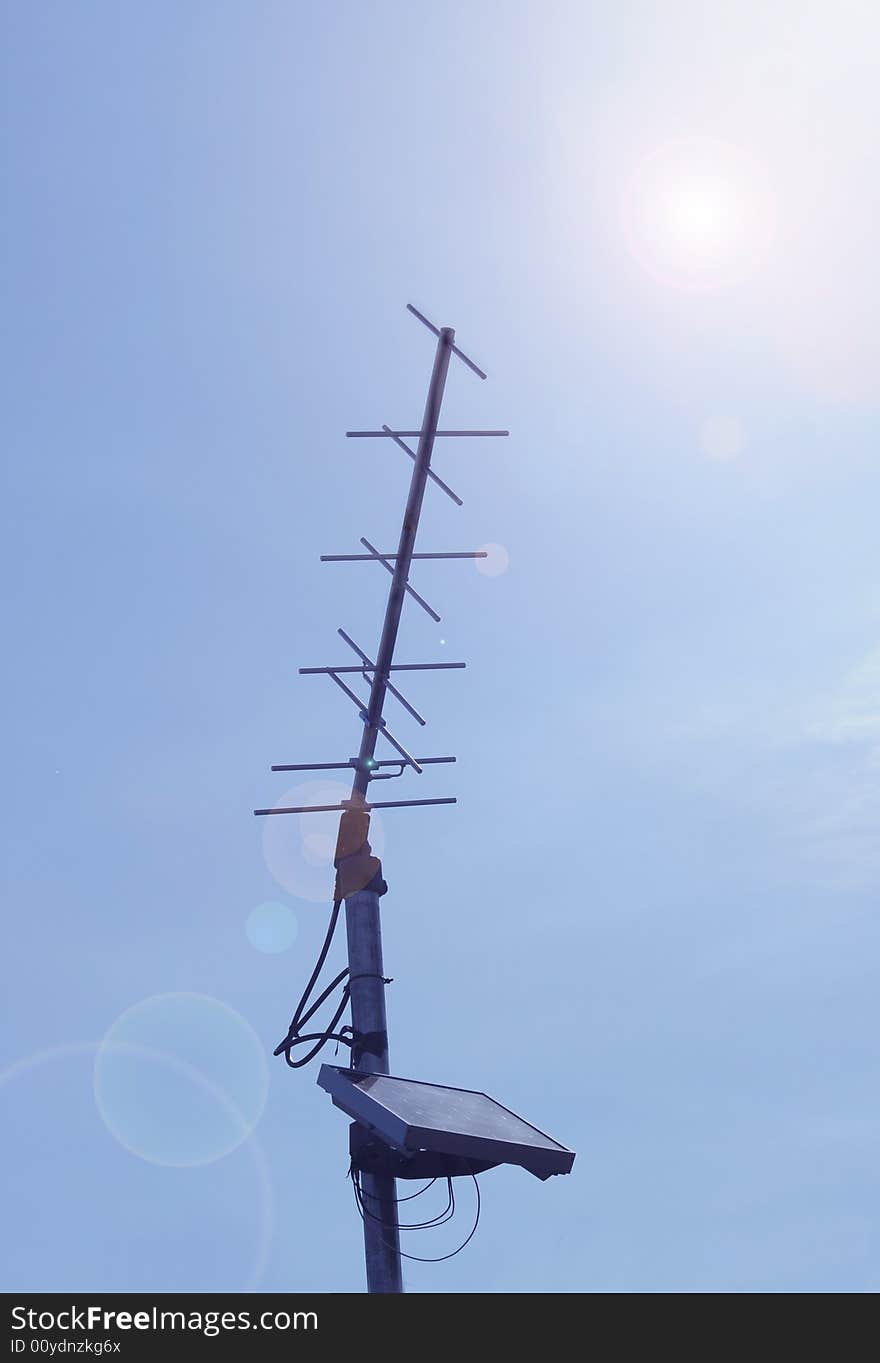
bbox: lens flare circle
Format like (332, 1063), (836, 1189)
(246, 900), (299, 954)
(262, 779), (385, 903)
(475, 543), (510, 578)
(93, 993), (269, 1168)
(0, 1041), (274, 1290)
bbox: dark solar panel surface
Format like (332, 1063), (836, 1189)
(353, 1073), (566, 1152)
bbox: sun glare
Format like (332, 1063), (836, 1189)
(664, 181), (739, 249)
(622, 138), (773, 289)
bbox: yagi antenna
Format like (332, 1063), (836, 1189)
(253, 304), (508, 817)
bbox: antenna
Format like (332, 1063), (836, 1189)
(254, 305), (573, 1293)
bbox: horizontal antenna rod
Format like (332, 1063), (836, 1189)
(299, 662), (465, 675)
(380, 426), (462, 506)
(372, 724), (422, 771)
(345, 430), (509, 438)
(270, 757), (456, 772)
(326, 668), (368, 712)
(407, 303), (487, 379)
(325, 669), (424, 773)
(337, 628), (426, 727)
(254, 797), (457, 816)
(321, 551), (486, 562)
(360, 538), (440, 623)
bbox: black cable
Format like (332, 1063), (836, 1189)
(345, 1171), (437, 1204)
(391, 1179), (438, 1204)
(274, 899), (352, 1067)
(353, 1173), (453, 1231)
(354, 1174), (455, 1229)
(352, 1171), (480, 1261)
(351, 1171), (482, 1262)
(295, 967), (350, 1030)
(289, 899), (344, 1032)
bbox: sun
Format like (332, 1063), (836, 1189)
(663, 180), (740, 249)
(622, 138), (773, 289)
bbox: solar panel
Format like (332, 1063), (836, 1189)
(317, 1066), (575, 1180)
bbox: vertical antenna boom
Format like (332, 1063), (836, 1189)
(350, 328), (454, 799)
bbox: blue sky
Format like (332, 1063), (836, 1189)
(3, 1), (880, 1292)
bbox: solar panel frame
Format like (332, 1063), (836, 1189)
(317, 1065), (575, 1180)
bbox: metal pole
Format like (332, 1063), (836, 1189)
(343, 327), (454, 1294)
(343, 888), (401, 1293)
